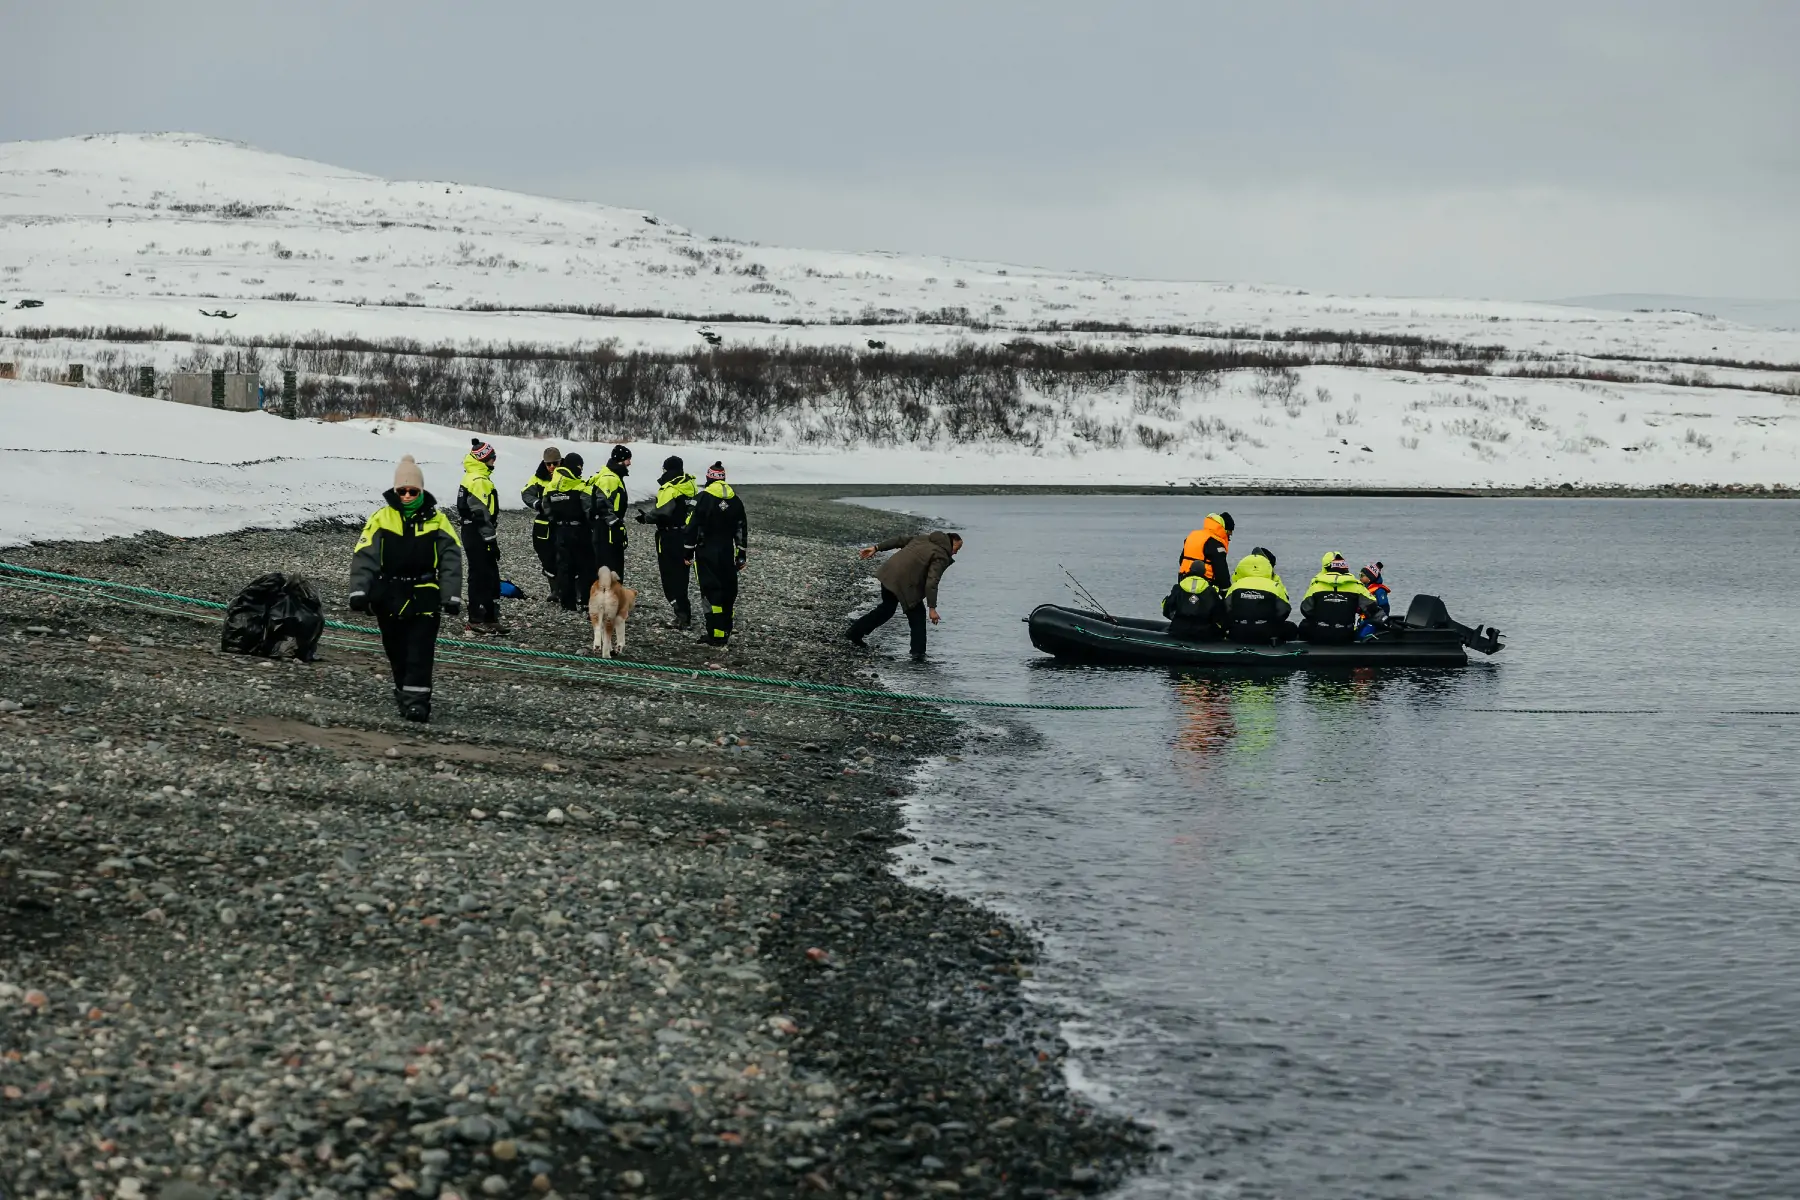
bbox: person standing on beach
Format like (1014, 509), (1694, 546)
(456, 438), (503, 633)
(685, 461), (748, 648)
(639, 454), (698, 629)
(846, 531), (961, 662)
(348, 455), (462, 722)
(521, 446), (562, 597)
(542, 451), (597, 611)
(588, 444), (632, 580)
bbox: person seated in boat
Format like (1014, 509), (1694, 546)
(1177, 511), (1233, 590)
(1299, 552), (1384, 643)
(1224, 547), (1296, 643)
(1162, 572), (1226, 642)
(1357, 562), (1390, 641)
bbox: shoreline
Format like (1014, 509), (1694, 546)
(783, 482), (1798, 500)
(0, 497), (1150, 1199)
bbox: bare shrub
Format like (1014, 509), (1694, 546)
(1684, 427), (1714, 451)
(1136, 424), (1175, 451)
(1250, 366), (1302, 407)
(1444, 417), (1512, 443)
(1072, 416), (1124, 448)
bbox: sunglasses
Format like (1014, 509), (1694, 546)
(395, 487), (421, 498)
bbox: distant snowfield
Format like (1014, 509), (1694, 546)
(2, 131), (1799, 543)
(5, 368), (1797, 547)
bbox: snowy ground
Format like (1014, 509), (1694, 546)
(5, 368), (1796, 547)
(2, 131), (1798, 542)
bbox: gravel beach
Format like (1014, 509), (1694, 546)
(0, 491), (1147, 1200)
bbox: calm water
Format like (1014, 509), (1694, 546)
(852, 496), (1800, 1200)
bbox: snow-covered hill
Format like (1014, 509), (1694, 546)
(4, 132), (1798, 363)
(2, 131), (1799, 519)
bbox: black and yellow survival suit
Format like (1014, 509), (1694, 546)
(1223, 550), (1294, 643)
(349, 490), (462, 721)
(588, 458), (630, 579)
(641, 466), (698, 627)
(685, 480), (748, 645)
(1298, 553), (1380, 643)
(542, 466), (598, 610)
(455, 451), (500, 626)
(1162, 573), (1225, 642)
(521, 461), (558, 591)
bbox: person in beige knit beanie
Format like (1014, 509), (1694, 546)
(346, 455), (463, 722)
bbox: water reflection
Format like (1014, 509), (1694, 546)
(1168, 674), (1281, 773)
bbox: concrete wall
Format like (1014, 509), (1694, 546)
(170, 372), (260, 412)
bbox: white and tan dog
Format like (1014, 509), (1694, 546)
(587, 567), (637, 658)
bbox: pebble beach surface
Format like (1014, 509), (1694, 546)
(0, 492), (1147, 1200)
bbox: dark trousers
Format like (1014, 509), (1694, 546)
(377, 612), (440, 714)
(464, 536), (500, 623)
(532, 522), (555, 581)
(595, 534), (626, 581)
(848, 587), (927, 657)
(1298, 621), (1355, 645)
(694, 552), (738, 644)
(553, 526), (596, 610)
(656, 529), (691, 624)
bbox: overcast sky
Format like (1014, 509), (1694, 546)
(4, 0), (1795, 299)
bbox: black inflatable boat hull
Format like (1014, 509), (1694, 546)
(1027, 604), (1476, 669)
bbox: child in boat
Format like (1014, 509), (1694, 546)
(1356, 563), (1390, 640)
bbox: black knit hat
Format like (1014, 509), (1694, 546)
(608, 444), (632, 468)
(662, 455), (683, 473)
(562, 451), (584, 475)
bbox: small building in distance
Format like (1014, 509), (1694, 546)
(170, 371), (260, 412)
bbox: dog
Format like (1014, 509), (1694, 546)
(587, 566), (637, 658)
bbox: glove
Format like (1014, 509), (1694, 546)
(634, 511), (652, 525)
(735, 551), (748, 572)
(348, 592), (369, 613)
(444, 597), (462, 616)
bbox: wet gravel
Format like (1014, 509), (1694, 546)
(0, 493), (1148, 1200)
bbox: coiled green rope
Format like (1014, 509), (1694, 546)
(0, 560), (1132, 713)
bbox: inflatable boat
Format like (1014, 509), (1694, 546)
(1026, 594), (1504, 669)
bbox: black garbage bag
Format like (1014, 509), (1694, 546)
(221, 573), (324, 661)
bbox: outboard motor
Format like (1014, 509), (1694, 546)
(1404, 593), (1454, 630)
(1405, 593), (1504, 654)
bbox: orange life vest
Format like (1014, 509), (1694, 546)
(1179, 515), (1231, 582)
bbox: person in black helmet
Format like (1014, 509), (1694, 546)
(637, 454), (698, 628)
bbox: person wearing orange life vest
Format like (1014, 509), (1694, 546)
(1178, 512), (1234, 586)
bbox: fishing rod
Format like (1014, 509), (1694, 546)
(1059, 563), (1118, 624)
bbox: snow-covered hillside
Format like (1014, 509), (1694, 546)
(4, 132), (1799, 363)
(2, 131), (1799, 519)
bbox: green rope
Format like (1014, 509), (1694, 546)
(1, 561), (1124, 712)
(0, 575), (961, 721)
